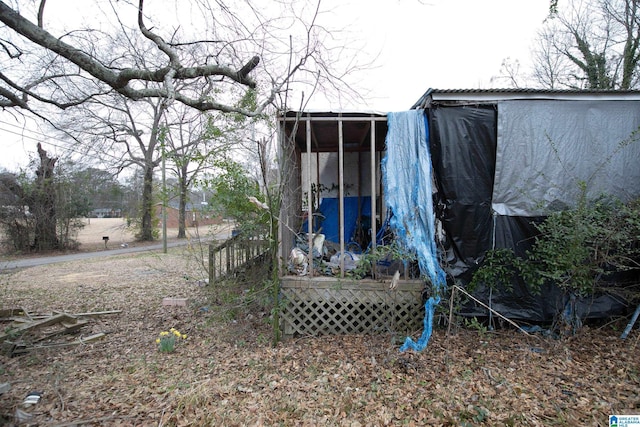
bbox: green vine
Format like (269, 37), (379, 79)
(350, 242), (417, 279)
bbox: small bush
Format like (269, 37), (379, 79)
(472, 195), (640, 301)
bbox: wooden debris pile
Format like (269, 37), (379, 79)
(0, 308), (120, 357)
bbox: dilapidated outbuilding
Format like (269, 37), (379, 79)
(276, 89), (640, 341)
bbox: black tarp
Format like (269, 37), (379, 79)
(427, 105), (632, 322)
(429, 105), (496, 283)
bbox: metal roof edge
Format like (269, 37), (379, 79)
(413, 88), (640, 107)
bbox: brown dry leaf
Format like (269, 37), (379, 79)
(0, 243), (639, 426)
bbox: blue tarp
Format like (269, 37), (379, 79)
(382, 110), (447, 351)
(303, 196), (371, 244)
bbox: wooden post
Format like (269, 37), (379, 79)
(209, 243), (214, 284)
(338, 118), (345, 277)
(306, 114), (314, 276)
(370, 117), (378, 278)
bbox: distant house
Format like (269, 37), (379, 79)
(90, 208), (122, 218)
(154, 202), (221, 229)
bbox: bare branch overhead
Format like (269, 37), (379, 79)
(0, 0), (365, 118)
(0, 0), (264, 114)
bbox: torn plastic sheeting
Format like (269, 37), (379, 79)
(428, 105), (497, 283)
(383, 109), (446, 352)
(400, 296), (441, 352)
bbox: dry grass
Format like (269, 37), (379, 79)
(0, 217), (231, 256)
(76, 218), (137, 246)
(74, 218), (220, 251)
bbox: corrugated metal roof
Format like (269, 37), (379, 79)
(413, 88), (640, 108)
(281, 110), (386, 119)
(430, 88), (640, 94)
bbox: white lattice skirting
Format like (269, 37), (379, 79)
(279, 277), (424, 336)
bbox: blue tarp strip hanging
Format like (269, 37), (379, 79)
(382, 110), (447, 351)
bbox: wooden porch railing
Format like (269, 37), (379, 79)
(208, 233), (270, 283)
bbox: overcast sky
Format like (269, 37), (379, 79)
(317, 0), (550, 111)
(0, 0), (550, 170)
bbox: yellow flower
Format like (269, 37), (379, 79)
(155, 338), (161, 344)
(160, 331), (169, 337)
(182, 334), (187, 339)
(173, 330), (181, 337)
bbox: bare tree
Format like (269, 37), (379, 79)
(118, 98), (165, 241)
(162, 104), (240, 239)
(0, 0), (361, 118)
(490, 57), (523, 88)
(603, 0), (640, 88)
(0, 0), (256, 114)
(57, 91), (247, 242)
(531, 26), (577, 88)
(534, 0), (640, 89)
(53, 92), (169, 241)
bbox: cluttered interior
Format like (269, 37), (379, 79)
(277, 111), (420, 281)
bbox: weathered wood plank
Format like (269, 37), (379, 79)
(0, 308), (26, 319)
(281, 276), (423, 290)
(5, 332), (107, 355)
(71, 310), (122, 317)
(0, 313), (77, 341)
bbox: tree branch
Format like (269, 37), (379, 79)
(37, 0), (46, 28)
(0, 0), (261, 111)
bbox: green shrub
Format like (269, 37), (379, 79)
(471, 194), (640, 301)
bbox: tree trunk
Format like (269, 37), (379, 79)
(177, 163), (188, 239)
(619, 0), (640, 90)
(32, 143), (59, 251)
(138, 164), (155, 241)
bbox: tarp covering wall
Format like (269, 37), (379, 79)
(426, 101), (637, 322)
(304, 196), (371, 244)
(429, 105), (497, 282)
(493, 100), (640, 217)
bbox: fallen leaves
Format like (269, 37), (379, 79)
(0, 248), (638, 426)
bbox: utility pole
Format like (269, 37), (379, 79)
(162, 139), (167, 254)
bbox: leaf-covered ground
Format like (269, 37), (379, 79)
(0, 248), (638, 426)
